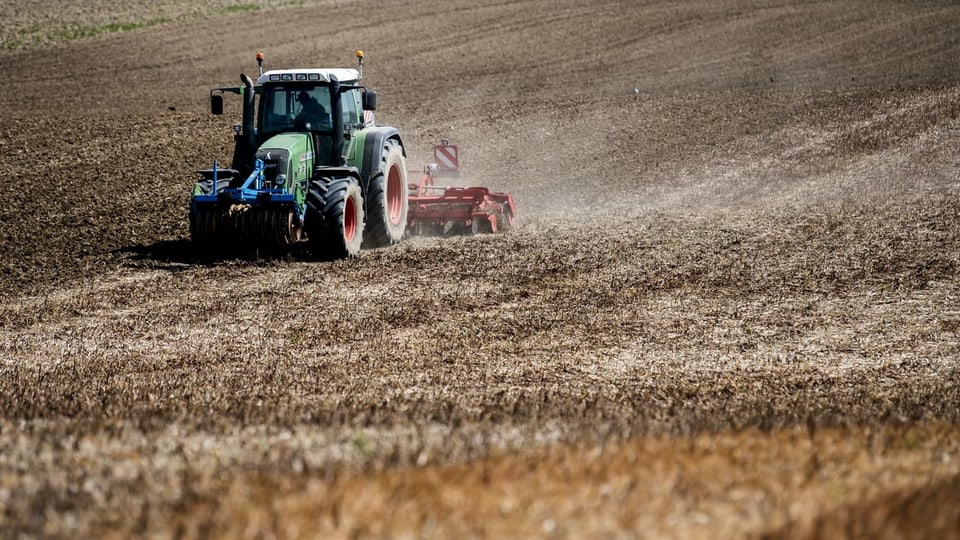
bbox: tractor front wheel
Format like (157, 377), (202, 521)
(304, 176), (364, 259)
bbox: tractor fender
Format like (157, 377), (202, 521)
(360, 127), (405, 191)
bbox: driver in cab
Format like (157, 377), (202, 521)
(296, 91), (329, 128)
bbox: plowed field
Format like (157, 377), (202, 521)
(1, 1), (959, 538)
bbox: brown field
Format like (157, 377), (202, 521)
(1, 0), (959, 538)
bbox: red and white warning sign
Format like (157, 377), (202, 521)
(433, 141), (460, 174)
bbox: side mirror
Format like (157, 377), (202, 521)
(362, 89), (377, 111)
(210, 94), (224, 115)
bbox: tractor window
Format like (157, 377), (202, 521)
(260, 85), (332, 134)
(341, 88), (360, 128)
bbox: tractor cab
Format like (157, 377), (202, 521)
(255, 68), (368, 167)
(208, 53), (377, 174)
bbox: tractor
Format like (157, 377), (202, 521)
(189, 51), (407, 258)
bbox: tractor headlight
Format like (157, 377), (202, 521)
(275, 174), (286, 187)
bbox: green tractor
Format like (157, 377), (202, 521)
(190, 51), (408, 258)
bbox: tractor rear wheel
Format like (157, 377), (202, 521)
(304, 176), (364, 259)
(363, 139), (408, 247)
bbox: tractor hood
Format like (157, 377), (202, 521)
(255, 133), (314, 190)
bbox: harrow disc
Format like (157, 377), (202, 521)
(190, 205), (301, 249)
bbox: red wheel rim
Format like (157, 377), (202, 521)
(387, 165), (403, 225)
(344, 194), (357, 242)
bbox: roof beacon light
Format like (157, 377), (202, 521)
(355, 50), (364, 80)
(256, 52), (264, 77)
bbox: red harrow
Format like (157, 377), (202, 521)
(407, 140), (517, 235)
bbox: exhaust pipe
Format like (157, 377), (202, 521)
(240, 73), (257, 167)
(329, 75), (344, 166)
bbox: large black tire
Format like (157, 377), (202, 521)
(363, 139), (408, 248)
(304, 176), (364, 259)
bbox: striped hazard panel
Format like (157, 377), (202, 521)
(433, 143), (460, 173)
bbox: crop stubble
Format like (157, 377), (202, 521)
(1, 0), (959, 537)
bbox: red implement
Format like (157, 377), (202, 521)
(407, 141), (517, 235)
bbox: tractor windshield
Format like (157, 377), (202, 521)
(259, 84), (333, 134)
